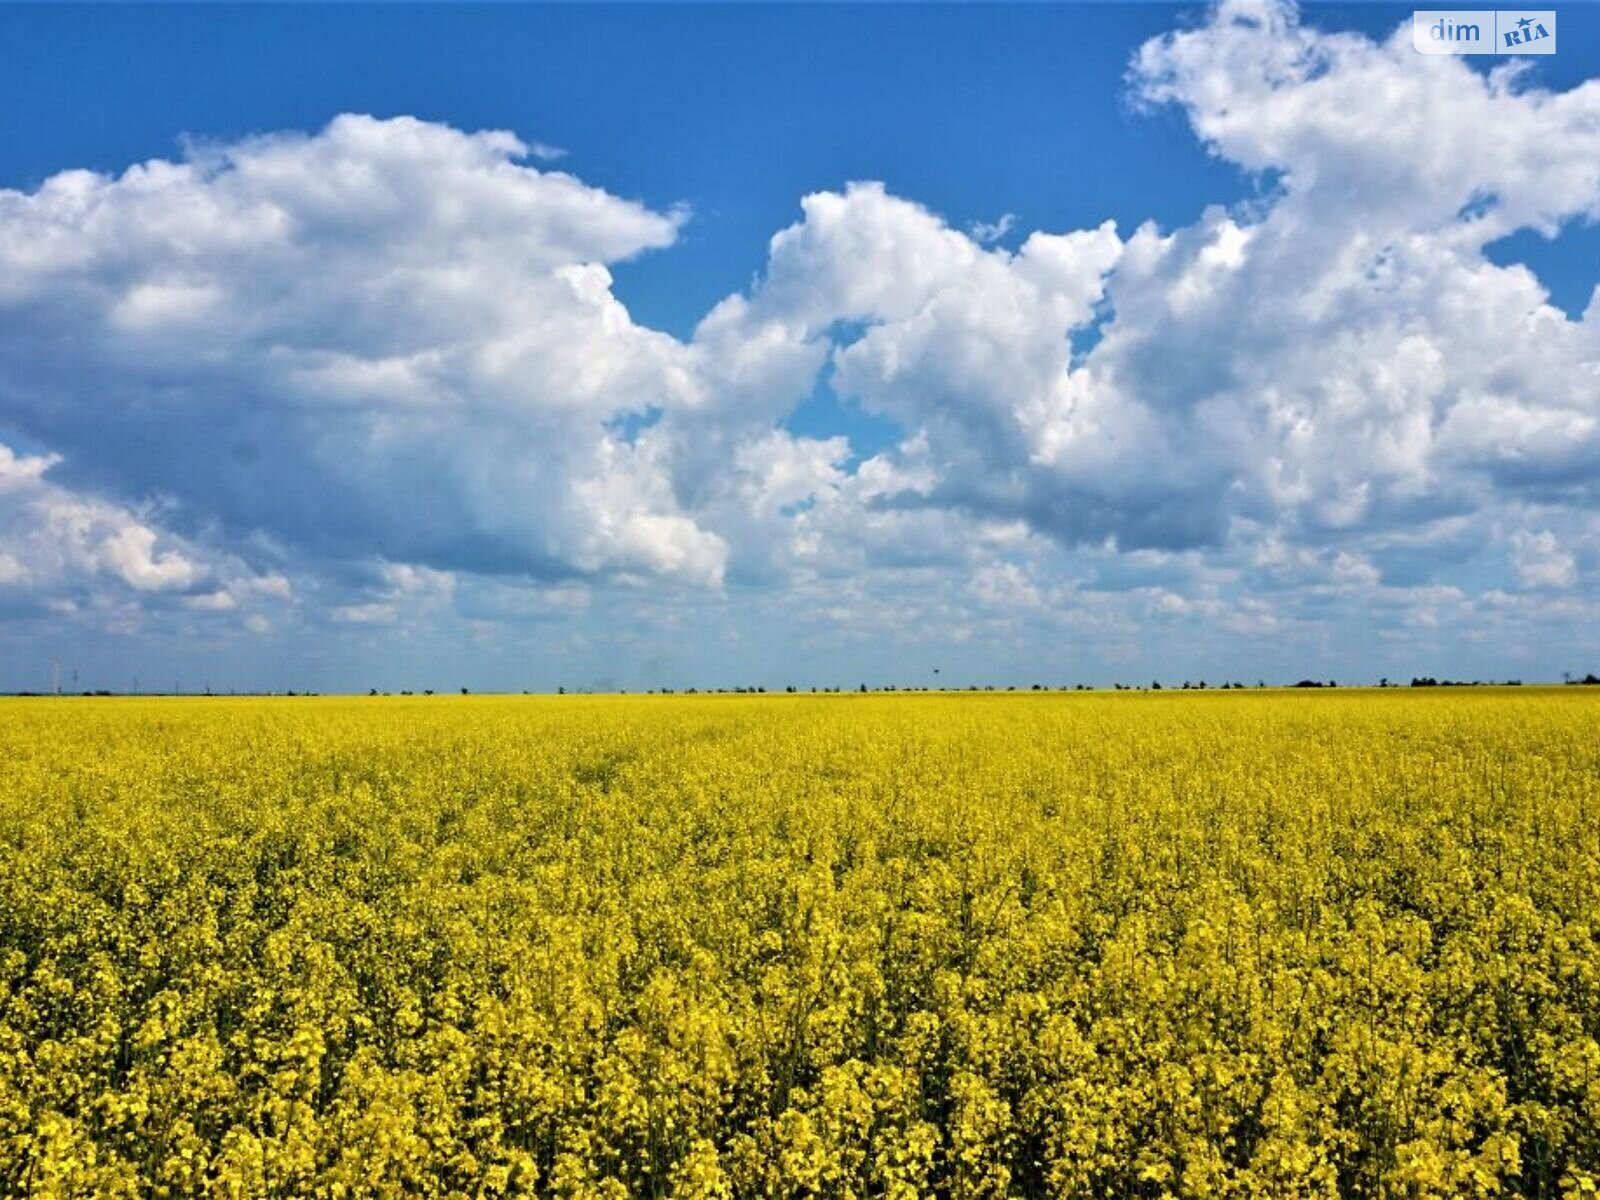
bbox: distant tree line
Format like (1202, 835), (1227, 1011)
(18, 673), (1593, 697)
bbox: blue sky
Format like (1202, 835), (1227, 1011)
(2, 2), (1599, 692)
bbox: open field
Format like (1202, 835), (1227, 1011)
(2, 691), (1598, 1198)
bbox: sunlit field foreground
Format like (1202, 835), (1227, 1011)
(3, 692), (1599, 1198)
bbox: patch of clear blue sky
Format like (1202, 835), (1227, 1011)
(1485, 223), (1600, 320)
(1, 2), (1596, 464)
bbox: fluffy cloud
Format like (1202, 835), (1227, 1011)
(0, 442), (287, 628)
(0, 114), (719, 593)
(1510, 529), (1577, 589)
(1119, 1), (1600, 535)
(676, 2), (1598, 576)
(3, 3), (1599, 678)
(705, 0), (1600, 584)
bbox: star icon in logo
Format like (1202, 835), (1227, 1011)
(1516, 16), (1534, 29)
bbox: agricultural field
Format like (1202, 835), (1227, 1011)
(1, 691), (1598, 1199)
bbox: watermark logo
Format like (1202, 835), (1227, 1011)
(1501, 12), (1553, 49)
(1413, 10), (1556, 54)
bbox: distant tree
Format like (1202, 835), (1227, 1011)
(1152, 681), (1162, 690)
(369, 687), (378, 696)
(460, 687), (469, 695)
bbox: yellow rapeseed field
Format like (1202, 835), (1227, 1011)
(1, 690), (1598, 1199)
